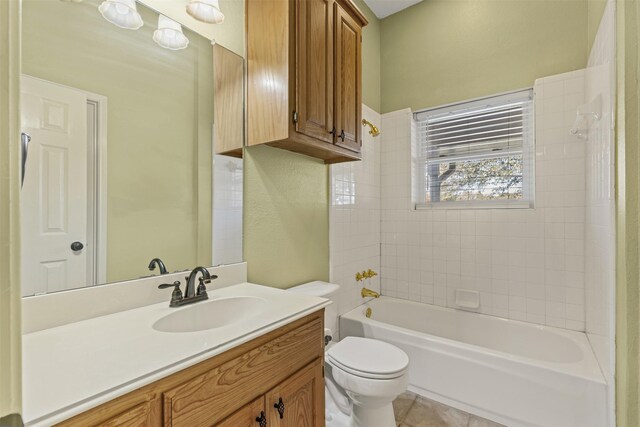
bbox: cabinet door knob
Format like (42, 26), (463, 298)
(256, 411), (267, 427)
(340, 130), (345, 142)
(274, 397), (285, 419)
(329, 127), (336, 136)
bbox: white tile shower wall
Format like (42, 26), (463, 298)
(585, 0), (616, 420)
(380, 72), (588, 331)
(213, 155), (243, 266)
(330, 104), (381, 324)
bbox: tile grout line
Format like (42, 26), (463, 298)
(398, 395), (418, 426)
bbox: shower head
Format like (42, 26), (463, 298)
(362, 119), (381, 137)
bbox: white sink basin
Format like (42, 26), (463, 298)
(152, 296), (268, 333)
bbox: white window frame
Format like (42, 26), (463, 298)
(413, 88), (535, 210)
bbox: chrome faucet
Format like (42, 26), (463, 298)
(148, 258), (168, 275)
(361, 287), (380, 298)
(158, 266), (218, 307)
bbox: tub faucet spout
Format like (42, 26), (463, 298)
(361, 287), (380, 298)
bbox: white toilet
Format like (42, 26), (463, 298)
(289, 281), (409, 427)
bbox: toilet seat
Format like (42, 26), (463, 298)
(326, 337), (409, 380)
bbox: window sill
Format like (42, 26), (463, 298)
(414, 201), (533, 210)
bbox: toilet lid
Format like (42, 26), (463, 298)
(326, 337), (409, 380)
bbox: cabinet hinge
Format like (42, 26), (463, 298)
(292, 111), (299, 124)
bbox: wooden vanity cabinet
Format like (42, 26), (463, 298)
(217, 396), (265, 427)
(218, 362), (323, 427)
(246, 0), (367, 164)
(265, 362), (324, 427)
(55, 311), (325, 427)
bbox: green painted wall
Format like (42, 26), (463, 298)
(354, 0), (381, 112)
(380, 0), (590, 113)
(244, 145), (329, 288)
(588, 0), (608, 49)
(616, 0), (640, 425)
(22, 0), (214, 283)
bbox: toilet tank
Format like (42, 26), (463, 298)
(288, 281), (340, 339)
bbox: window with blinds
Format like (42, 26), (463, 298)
(414, 89), (534, 208)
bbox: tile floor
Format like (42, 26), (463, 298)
(393, 392), (505, 427)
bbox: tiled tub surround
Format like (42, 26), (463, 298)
(585, 0), (616, 424)
(380, 70), (589, 331)
(212, 154), (244, 266)
(330, 67), (616, 426)
(330, 104), (382, 321)
(341, 297), (607, 427)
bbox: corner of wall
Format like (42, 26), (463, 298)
(615, 0), (640, 425)
(588, 0), (609, 55)
(329, 104), (382, 315)
(352, 0), (381, 113)
(0, 0), (22, 417)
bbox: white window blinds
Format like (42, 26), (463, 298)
(414, 89), (534, 208)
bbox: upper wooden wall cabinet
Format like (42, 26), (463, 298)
(246, 0), (368, 164)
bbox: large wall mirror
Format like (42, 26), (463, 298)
(20, 0), (244, 297)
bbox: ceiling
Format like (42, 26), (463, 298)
(363, 0), (424, 19)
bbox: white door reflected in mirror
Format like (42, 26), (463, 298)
(19, 0), (245, 297)
(20, 76), (91, 295)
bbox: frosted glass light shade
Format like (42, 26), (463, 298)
(153, 15), (189, 50)
(186, 0), (225, 24)
(98, 0), (143, 30)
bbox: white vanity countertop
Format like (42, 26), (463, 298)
(22, 283), (330, 426)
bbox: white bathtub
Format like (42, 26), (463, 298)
(340, 297), (607, 427)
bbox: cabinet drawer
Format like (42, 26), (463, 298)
(163, 317), (323, 426)
(95, 401), (153, 427)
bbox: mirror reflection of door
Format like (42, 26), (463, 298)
(19, 0), (245, 296)
(20, 75), (107, 296)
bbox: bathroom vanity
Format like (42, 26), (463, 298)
(22, 281), (329, 426)
(58, 312), (324, 427)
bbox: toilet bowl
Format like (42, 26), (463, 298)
(326, 336), (409, 427)
(288, 281), (409, 427)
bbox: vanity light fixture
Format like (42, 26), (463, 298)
(98, 0), (143, 30)
(153, 15), (190, 50)
(186, 0), (225, 24)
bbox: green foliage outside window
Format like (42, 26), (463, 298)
(428, 156), (523, 203)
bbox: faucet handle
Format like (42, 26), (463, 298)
(196, 277), (208, 296)
(158, 281), (181, 290)
(159, 281), (183, 305)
